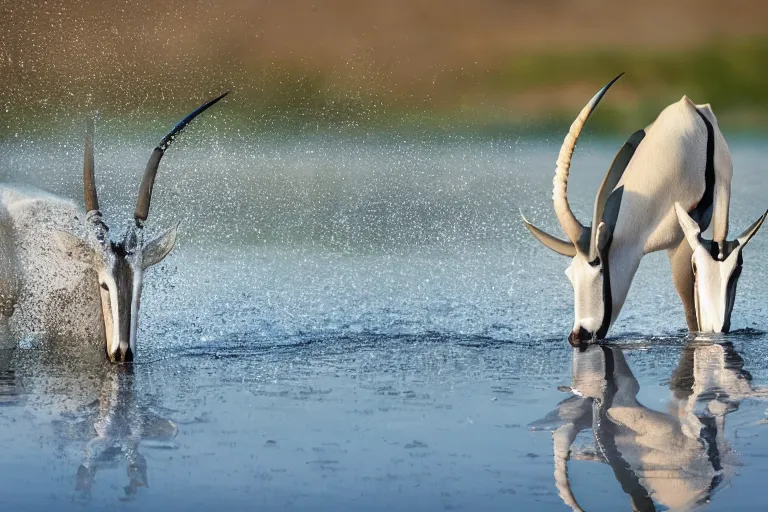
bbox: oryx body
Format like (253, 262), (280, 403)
(0, 92), (228, 361)
(0, 185), (105, 346)
(523, 75), (733, 343)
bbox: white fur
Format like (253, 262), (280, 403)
(692, 246), (741, 332)
(606, 99), (730, 320)
(0, 185), (103, 343)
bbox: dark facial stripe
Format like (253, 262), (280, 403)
(596, 259), (612, 339)
(113, 257), (134, 361)
(593, 186), (624, 339)
(722, 254), (743, 333)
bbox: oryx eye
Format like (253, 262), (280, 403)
(692, 262), (697, 276)
(100, 282), (109, 291)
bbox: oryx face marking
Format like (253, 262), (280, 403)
(675, 202), (767, 334)
(65, 221), (178, 362)
(94, 232), (141, 363)
(566, 254), (606, 343)
(690, 244), (742, 333)
(63, 91), (227, 363)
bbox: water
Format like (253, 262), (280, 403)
(1, 133), (768, 511)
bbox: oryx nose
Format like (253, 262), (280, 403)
(568, 327), (591, 347)
(120, 347), (134, 363)
(111, 346), (134, 363)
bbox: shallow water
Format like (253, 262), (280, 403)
(1, 134), (768, 511)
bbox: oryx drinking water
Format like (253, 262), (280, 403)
(522, 74), (734, 344)
(0, 91), (228, 362)
(674, 202), (767, 333)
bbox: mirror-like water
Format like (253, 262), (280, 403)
(0, 136), (767, 511)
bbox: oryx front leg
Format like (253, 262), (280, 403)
(668, 240), (698, 332)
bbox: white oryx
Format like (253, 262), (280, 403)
(521, 73), (752, 344)
(674, 203), (767, 333)
(0, 91), (228, 361)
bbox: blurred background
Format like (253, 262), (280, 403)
(1, 0), (767, 135)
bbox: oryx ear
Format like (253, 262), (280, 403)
(142, 223), (179, 270)
(736, 210), (768, 247)
(595, 222), (610, 254)
(674, 203), (702, 250)
(53, 230), (96, 265)
(520, 210), (577, 257)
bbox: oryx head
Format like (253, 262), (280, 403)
(521, 74), (638, 346)
(675, 202), (767, 333)
(66, 92), (228, 362)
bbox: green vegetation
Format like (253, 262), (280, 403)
(481, 38), (768, 133)
(3, 38), (768, 138)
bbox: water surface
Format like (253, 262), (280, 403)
(1, 134), (768, 510)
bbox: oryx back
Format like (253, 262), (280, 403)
(613, 96), (730, 256)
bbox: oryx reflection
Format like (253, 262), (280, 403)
(53, 366), (178, 501)
(531, 340), (762, 511)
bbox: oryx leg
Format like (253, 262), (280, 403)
(668, 240), (698, 331)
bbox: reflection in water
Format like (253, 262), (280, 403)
(13, 362), (181, 502)
(0, 349), (21, 405)
(531, 340), (765, 511)
(61, 367), (178, 500)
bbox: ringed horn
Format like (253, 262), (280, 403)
(83, 117), (99, 214)
(551, 73), (623, 253)
(134, 90), (230, 226)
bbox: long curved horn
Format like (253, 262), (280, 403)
(84, 117), (99, 213)
(521, 211), (577, 257)
(134, 90), (230, 224)
(736, 210), (768, 247)
(553, 73), (623, 250)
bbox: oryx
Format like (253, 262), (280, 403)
(674, 202), (767, 333)
(0, 91), (228, 361)
(522, 74), (734, 344)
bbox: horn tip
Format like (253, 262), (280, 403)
(597, 72), (624, 96)
(214, 89), (231, 102)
